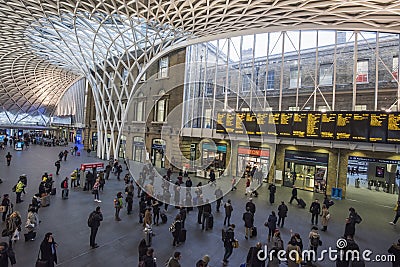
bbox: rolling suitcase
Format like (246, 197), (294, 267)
(24, 231), (36, 241)
(298, 198), (306, 208)
(50, 188), (56, 195)
(161, 213), (167, 224)
(251, 226), (257, 237)
(179, 228), (187, 242)
(208, 214), (214, 229)
(77, 151), (80, 156)
(41, 194), (50, 207)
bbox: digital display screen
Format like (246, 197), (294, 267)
(320, 113), (336, 140)
(351, 113), (369, 141)
(387, 113), (400, 143)
(369, 113), (388, 143)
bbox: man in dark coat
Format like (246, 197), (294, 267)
(40, 232), (57, 267)
(242, 207), (254, 240)
(89, 206), (103, 249)
(55, 160), (61, 175)
(246, 242), (266, 267)
(143, 247), (157, 267)
(310, 199), (321, 225)
(245, 198), (256, 215)
(277, 201), (288, 227)
(202, 200), (212, 230)
(289, 185), (298, 204)
(0, 242), (16, 267)
(265, 211), (277, 242)
(268, 183), (276, 204)
(222, 224), (235, 265)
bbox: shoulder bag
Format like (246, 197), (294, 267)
(35, 249), (48, 267)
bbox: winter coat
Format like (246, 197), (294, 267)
(278, 204), (288, 218)
(266, 214), (277, 230)
(0, 242), (16, 267)
(224, 203), (233, 216)
(40, 239), (58, 265)
(321, 208), (329, 227)
(243, 211), (254, 228)
(246, 246), (266, 267)
(286, 243), (300, 267)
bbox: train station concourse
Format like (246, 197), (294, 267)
(0, 0), (400, 266)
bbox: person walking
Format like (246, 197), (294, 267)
(202, 200), (212, 231)
(0, 242), (16, 266)
(215, 187), (223, 212)
(171, 214), (182, 247)
(1, 194), (11, 222)
(105, 164), (112, 180)
(242, 207), (254, 240)
(308, 226), (321, 263)
(268, 183), (276, 205)
(166, 251), (182, 267)
(390, 200), (400, 225)
(39, 232), (58, 267)
(246, 242), (266, 267)
(143, 247), (157, 267)
(277, 201), (288, 228)
(88, 206), (103, 249)
(309, 199), (321, 225)
(5, 152), (11, 166)
(114, 192), (123, 221)
(54, 160), (61, 175)
(5, 211), (21, 247)
(289, 185), (298, 204)
(388, 239), (400, 267)
(222, 224), (235, 265)
(246, 198), (256, 215)
(209, 169), (216, 186)
(92, 179), (101, 202)
(224, 199), (233, 226)
(320, 204), (330, 231)
(63, 150), (68, 161)
(61, 177), (69, 199)
(265, 211), (277, 242)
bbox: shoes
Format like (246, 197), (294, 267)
(94, 199), (97, 202)
(91, 245), (99, 249)
(245, 236), (248, 240)
(97, 200), (102, 203)
(389, 222), (395, 225)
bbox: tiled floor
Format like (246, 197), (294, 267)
(0, 143), (399, 266)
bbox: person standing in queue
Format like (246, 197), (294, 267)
(39, 232), (58, 267)
(88, 206), (103, 249)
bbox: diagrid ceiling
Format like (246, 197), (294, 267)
(0, 0), (399, 124)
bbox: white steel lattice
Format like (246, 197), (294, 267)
(0, 0), (400, 157)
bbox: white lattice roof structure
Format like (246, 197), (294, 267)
(0, 0), (400, 157)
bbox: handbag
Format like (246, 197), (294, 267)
(232, 239), (239, 248)
(35, 249), (48, 267)
(326, 213), (331, 220)
(0, 206), (6, 213)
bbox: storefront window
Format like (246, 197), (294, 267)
(237, 146), (270, 181)
(283, 150), (328, 193)
(132, 137), (144, 162)
(152, 139), (165, 168)
(201, 142), (227, 173)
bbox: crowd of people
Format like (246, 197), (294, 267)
(0, 142), (400, 267)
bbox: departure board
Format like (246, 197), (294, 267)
(215, 111), (397, 144)
(267, 113), (280, 136)
(292, 113), (307, 138)
(351, 113), (369, 141)
(369, 113), (388, 143)
(277, 112), (293, 137)
(387, 113), (400, 143)
(336, 113), (352, 140)
(245, 112), (257, 135)
(306, 113), (321, 138)
(216, 112), (226, 133)
(320, 113), (336, 140)
(255, 112), (268, 135)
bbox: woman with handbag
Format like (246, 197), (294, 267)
(39, 232), (57, 267)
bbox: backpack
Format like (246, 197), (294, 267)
(114, 198), (121, 208)
(311, 235), (320, 247)
(355, 214), (362, 224)
(87, 212), (95, 227)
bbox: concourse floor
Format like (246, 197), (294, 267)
(0, 143), (399, 267)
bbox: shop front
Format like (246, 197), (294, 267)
(347, 156), (399, 194)
(201, 142), (227, 172)
(283, 150), (329, 193)
(132, 137), (145, 163)
(237, 146), (270, 180)
(151, 139), (165, 168)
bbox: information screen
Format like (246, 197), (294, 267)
(215, 111), (398, 144)
(369, 113), (388, 143)
(387, 113), (400, 143)
(320, 113), (336, 140)
(351, 113), (369, 141)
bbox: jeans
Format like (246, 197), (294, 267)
(153, 212), (159, 224)
(16, 192), (22, 203)
(224, 214), (231, 226)
(278, 216), (285, 227)
(202, 212), (210, 230)
(311, 213), (319, 225)
(115, 207), (121, 220)
(90, 227), (98, 247)
(393, 214), (400, 224)
(223, 246), (233, 261)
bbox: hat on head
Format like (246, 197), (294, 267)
(202, 255), (210, 263)
(249, 198), (253, 201)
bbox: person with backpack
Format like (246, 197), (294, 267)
(308, 226), (322, 263)
(265, 211), (277, 242)
(60, 177), (69, 199)
(54, 160), (61, 175)
(347, 207), (362, 237)
(222, 224), (235, 265)
(223, 199), (233, 226)
(268, 183), (277, 205)
(166, 251), (182, 267)
(309, 199), (321, 225)
(114, 192), (123, 221)
(88, 206), (103, 249)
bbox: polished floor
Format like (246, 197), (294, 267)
(0, 143), (399, 266)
